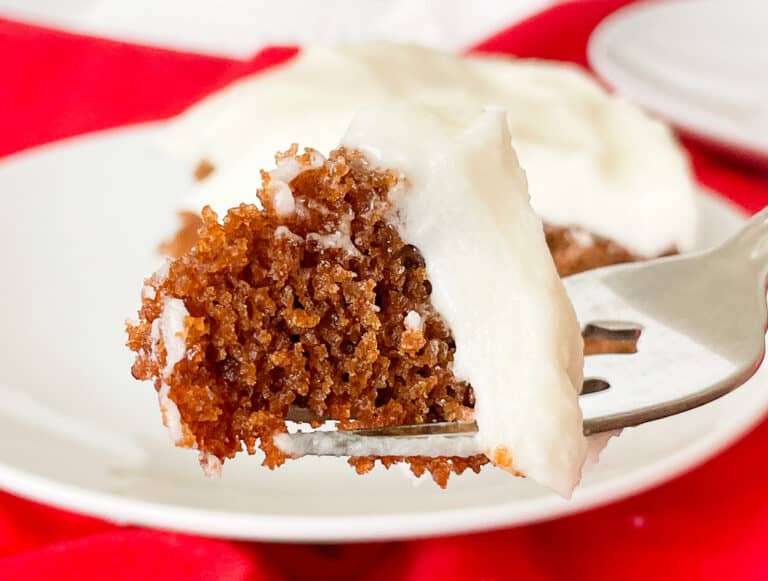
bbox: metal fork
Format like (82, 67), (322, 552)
(275, 207), (768, 459)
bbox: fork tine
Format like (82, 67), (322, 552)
(350, 421), (477, 437)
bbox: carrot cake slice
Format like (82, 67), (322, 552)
(127, 105), (586, 496)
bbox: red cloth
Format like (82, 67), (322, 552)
(1, 1), (768, 579)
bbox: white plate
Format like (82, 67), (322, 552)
(588, 0), (768, 162)
(0, 124), (759, 542)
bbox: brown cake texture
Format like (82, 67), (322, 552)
(128, 145), (649, 487)
(543, 225), (638, 277)
(128, 146), (491, 485)
(193, 158), (216, 181)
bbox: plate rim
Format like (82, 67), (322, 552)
(0, 391), (763, 543)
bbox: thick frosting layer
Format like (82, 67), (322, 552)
(160, 43), (698, 256)
(343, 105), (586, 496)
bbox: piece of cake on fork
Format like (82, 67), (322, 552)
(127, 105), (592, 497)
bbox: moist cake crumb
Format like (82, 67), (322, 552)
(128, 146), (479, 485)
(544, 225), (639, 277)
(349, 455), (486, 487)
(194, 158), (216, 181)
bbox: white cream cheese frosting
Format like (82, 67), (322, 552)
(159, 43), (698, 257)
(343, 105), (586, 496)
(149, 295), (190, 445)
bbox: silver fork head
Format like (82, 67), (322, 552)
(573, 206), (768, 434)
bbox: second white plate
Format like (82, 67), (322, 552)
(589, 0), (768, 162)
